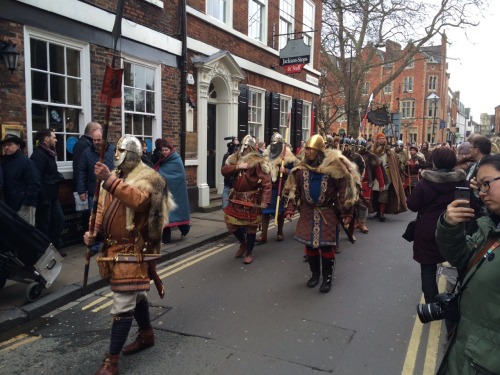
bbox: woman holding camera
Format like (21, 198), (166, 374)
(407, 147), (467, 304)
(435, 153), (500, 375)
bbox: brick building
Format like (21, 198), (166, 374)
(327, 34), (450, 145)
(0, 0), (321, 243)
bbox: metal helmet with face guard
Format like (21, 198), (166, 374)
(270, 132), (284, 159)
(114, 134), (142, 170)
(239, 135), (257, 156)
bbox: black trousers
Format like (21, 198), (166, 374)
(420, 263), (439, 304)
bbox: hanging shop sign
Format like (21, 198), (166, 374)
(279, 38), (311, 66)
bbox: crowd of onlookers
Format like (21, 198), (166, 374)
(0, 123), (191, 256)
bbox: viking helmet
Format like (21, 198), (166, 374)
(305, 134), (325, 151)
(239, 134), (257, 155)
(270, 132), (284, 159)
(304, 134), (325, 161)
(114, 134), (142, 170)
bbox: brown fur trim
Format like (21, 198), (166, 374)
(263, 145), (299, 182)
(120, 163), (173, 252)
(284, 149), (360, 208)
(225, 151), (271, 174)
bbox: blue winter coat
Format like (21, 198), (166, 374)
(155, 151), (190, 226)
(76, 143), (116, 196)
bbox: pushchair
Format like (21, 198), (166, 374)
(0, 201), (63, 302)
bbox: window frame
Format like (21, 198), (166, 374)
(279, 0), (295, 51)
(302, 0), (315, 66)
(121, 56), (162, 149)
(428, 75), (438, 91)
(206, 0), (233, 26)
(401, 100), (415, 119)
(24, 28), (91, 174)
(279, 94), (292, 138)
(247, 86), (265, 141)
(302, 101), (312, 140)
(248, 0), (267, 43)
(403, 76), (414, 93)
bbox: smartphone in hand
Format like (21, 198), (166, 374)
(455, 187), (470, 207)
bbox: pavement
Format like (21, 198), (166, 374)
(0, 209), (230, 332)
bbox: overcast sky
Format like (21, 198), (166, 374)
(446, 2), (500, 121)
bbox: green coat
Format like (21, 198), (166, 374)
(436, 214), (500, 375)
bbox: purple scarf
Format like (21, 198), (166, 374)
(40, 143), (57, 160)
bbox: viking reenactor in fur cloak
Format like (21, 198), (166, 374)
(222, 135), (272, 264)
(283, 134), (359, 293)
(84, 135), (174, 375)
(370, 133), (407, 221)
(357, 140), (385, 232)
(258, 132), (299, 243)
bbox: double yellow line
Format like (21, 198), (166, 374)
(401, 274), (447, 374)
(0, 333), (40, 352)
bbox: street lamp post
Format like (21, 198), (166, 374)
(427, 93), (439, 144)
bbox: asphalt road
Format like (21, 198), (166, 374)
(0, 211), (447, 375)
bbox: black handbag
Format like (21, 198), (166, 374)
(402, 220), (416, 242)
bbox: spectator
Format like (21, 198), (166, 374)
(454, 141), (474, 174)
(0, 134), (40, 225)
(149, 138), (163, 165)
(407, 148), (467, 304)
(467, 135), (492, 233)
(435, 153), (500, 375)
(76, 127), (115, 212)
(467, 134), (491, 182)
(31, 129), (66, 256)
(221, 137), (239, 209)
(154, 141), (191, 243)
(72, 122), (102, 183)
(141, 140), (154, 168)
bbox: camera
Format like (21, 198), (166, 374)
(416, 292), (460, 324)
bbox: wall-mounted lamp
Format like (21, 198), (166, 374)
(0, 40), (20, 73)
(188, 97), (196, 109)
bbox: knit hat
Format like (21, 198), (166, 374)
(376, 133), (386, 140)
(457, 142), (471, 156)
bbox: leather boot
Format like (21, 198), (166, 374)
(95, 353), (119, 375)
(358, 220), (369, 233)
(243, 233), (256, 264)
(233, 228), (247, 258)
(319, 257), (335, 293)
(379, 203), (386, 222)
(276, 213), (285, 241)
(122, 326), (154, 355)
(306, 255), (321, 288)
(257, 215), (270, 243)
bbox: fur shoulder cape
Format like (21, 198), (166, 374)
(284, 149), (360, 208)
(104, 162), (176, 252)
(225, 151), (271, 174)
(262, 145), (299, 182)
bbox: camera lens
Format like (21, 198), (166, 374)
(416, 302), (445, 324)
